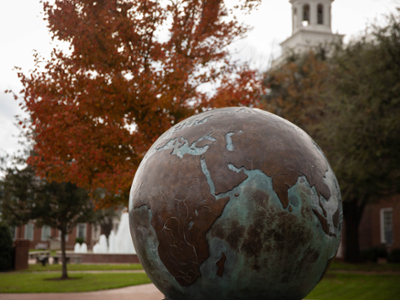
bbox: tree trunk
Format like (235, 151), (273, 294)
(60, 229), (68, 279)
(101, 217), (113, 240)
(343, 200), (366, 263)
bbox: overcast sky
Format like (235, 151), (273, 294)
(0, 0), (398, 163)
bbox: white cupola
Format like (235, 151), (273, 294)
(272, 0), (344, 68)
(290, 0), (334, 34)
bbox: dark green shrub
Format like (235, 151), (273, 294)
(360, 246), (388, 263)
(388, 248), (400, 264)
(0, 222), (14, 271)
(75, 237), (84, 245)
(360, 249), (375, 262)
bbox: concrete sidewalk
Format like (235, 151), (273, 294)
(0, 283), (164, 300)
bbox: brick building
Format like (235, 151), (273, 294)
(358, 194), (400, 251)
(335, 194), (400, 259)
(11, 222), (102, 251)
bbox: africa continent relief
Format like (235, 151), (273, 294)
(131, 107), (335, 287)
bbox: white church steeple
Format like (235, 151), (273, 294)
(272, 0), (343, 68)
(291, 0), (333, 34)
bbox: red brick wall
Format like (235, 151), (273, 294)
(372, 195), (400, 250)
(358, 195), (400, 250)
(68, 253), (140, 264)
(359, 204), (373, 250)
(338, 195), (400, 259)
(14, 239), (30, 270)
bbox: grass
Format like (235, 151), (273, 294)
(330, 261), (400, 272)
(22, 263), (144, 272)
(28, 249), (57, 255)
(0, 272), (151, 293)
(306, 273), (400, 300)
(2, 261), (400, 296)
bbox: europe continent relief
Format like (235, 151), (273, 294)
(129, 107), (341, 287)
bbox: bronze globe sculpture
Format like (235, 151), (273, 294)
(129, 107), (342, 300)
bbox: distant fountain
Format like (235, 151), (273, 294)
(80, 243), (88, 253)
(93, 234), (108, 253)
(92, 243), (100, 253)
(109, 231), (116, 253)
(74, 242), (88, 253)
(99, 235), (108, 252)
(114, 212), (136, 253)
(90, 212), (136, 254)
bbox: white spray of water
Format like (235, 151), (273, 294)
(114, 212), (136, 254)
(74, 243), (81, 253)
(87, 212), (136, 254)
(93, 234), (109, 253)
(109, 231), (116, 253)
(74, 242), (88, 253)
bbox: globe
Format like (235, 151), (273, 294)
(129, 107), (342, 300)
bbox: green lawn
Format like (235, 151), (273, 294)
(0, 272), (151, 293)
(22, 263), (143, 272)
(2, 262), (400, 297)
(329, 261), (400, 272)
(306, 273), (400, 300)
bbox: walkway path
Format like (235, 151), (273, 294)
(0, 283), (164, 300)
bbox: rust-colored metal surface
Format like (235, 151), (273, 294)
(133, 150), (231, 286)
(154, 109), (331, 209)
(129, 107), (342, 300)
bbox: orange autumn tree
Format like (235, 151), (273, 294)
(17, 0), (262, 206)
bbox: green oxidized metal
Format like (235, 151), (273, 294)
(129, 107), (342, 300)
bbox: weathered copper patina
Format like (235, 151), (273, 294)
(129, 107), (342, 300)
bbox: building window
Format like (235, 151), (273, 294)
(58, 230), (69, 242)
(93, 224), (100, 241)
(25, 223), (34, 241)
(302, 4), (310, 26)
(76, 223), (87, 241)
(380, 208), (393, 245)
(10, 226), (17, 240)
(41, 225), (51, 241)
(317, 4), (324, 24)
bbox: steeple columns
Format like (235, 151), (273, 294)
(272, 0), (343, 69)
(290, 0), (334, 34)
